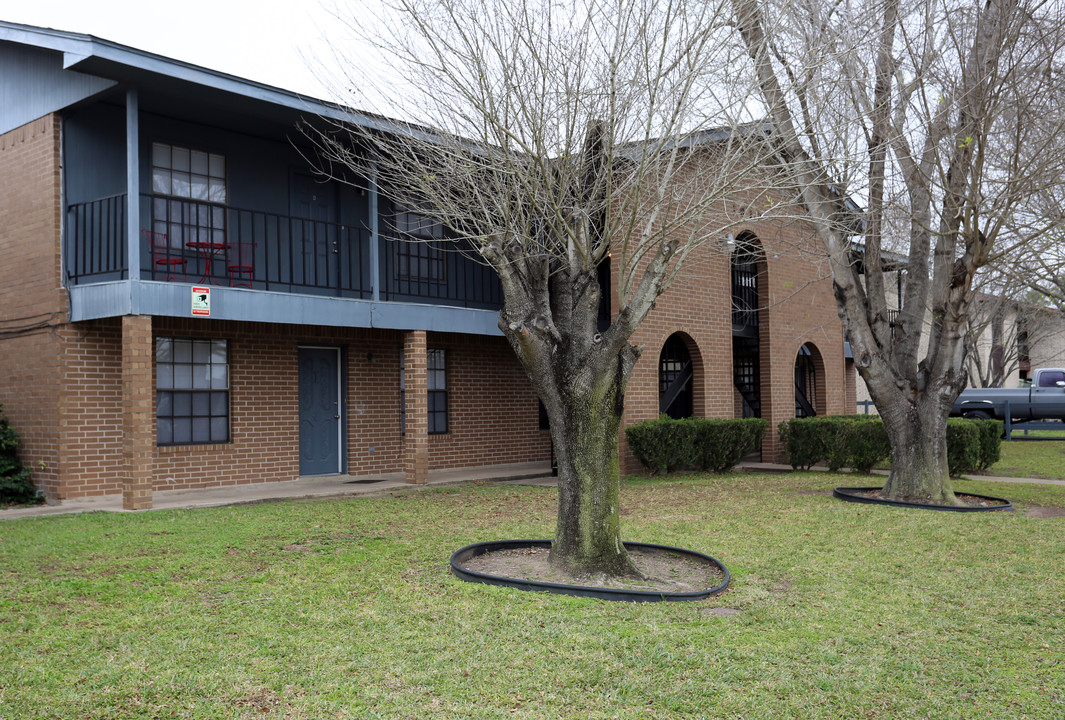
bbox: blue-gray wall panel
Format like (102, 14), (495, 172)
(63, 103), (126, 204)
(0, 43), (115, 135)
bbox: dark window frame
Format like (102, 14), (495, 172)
(428, 348), (448, 435)
(394, 207), (447, 289)
(150, 142), (228, 253)
(156, 337), (230, 446)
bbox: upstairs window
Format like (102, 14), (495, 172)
(151, 143), (227, 249)
(394, 207), (446, 290)
(152, 143), (226, 203)
(156, 338), (229, 445)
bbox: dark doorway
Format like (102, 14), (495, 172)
(732, 233), (763, 418)
(795, 343), (818, 417)
(298, 346), (343, 475)
(659, 334), (694, 419)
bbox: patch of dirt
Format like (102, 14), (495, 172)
(850, 489), (1009, 508)
(460, 545), (724, 594)
(1025, 506), (1065, 518)
(770, 576), (793, 594)
(703, 607), (742, 617)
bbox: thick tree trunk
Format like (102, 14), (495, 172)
(877, 397), (961, 506)
(548, 361), (639, 578)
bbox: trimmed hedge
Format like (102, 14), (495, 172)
(778, 415), (1001, 476)
(945, 418), (980, 476)
(975, 419), (1004, 470)
(778, 416), (890, 473)
(626, 417), (768, 474)
(0, 404), (36, 504)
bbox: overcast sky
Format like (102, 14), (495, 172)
(3, 0), (373, 102)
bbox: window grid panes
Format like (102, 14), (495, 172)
(152, 143), (226, 203)
(156, 337), (229, 445)
(151, 143), (227, 251)
(428, 348), (448, 434)
(395, 207), (446, 289)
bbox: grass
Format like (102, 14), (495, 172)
(1, 472), (1063, 719)
(986, 431), (1065, 479)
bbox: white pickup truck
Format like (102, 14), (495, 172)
(951, 368), (1065, 421)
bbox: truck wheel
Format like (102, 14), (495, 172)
(963, 410), (991, 420)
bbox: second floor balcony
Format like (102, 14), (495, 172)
(64, 193), (505, 332)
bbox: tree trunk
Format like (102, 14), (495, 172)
(878, 398), (961, 506)
(548, 360), (639, 578)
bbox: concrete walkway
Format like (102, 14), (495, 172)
(4, 459), (1062, 521)
(0, 461), (555, 521)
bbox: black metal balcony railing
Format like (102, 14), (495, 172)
(381, 236), (503, 309)
(65, 194), (504, 310)
(146, 195), (371, 298)
(66, 194), (128, 283)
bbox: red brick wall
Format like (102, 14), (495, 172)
(0, 115), (67, 498)
(50, 317), (550, 496)
(427, 332), (550, 469)
(617, 211), (849, 474)
(57, 319), (124, 498)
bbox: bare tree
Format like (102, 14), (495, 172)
(312, 0), (765, 576)
(731, 0), (1065, 503)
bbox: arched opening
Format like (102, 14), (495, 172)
(732, 232), (764, 418)
(659, 333), (695, 419)
(794, 342), (826, 417)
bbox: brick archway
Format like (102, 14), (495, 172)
(795, 342), (827, 417)
(658, 332), (702, 419)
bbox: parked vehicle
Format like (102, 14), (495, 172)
(951, 368), (1065, 421)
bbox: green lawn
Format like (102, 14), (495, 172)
(1, 473), (1063, 719)
(987, 432), (1065, 479)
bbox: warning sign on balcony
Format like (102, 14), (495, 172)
(191, 287), (211, 316)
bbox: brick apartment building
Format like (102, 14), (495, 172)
(0, 21), (854, 509)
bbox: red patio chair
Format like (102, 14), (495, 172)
(227, 242), (256, 288)
(145, 229), (186, 282)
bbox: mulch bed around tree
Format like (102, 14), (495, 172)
(834, 486), (1013, 511)
(850, 488), (1008, 508)
(461, 544), (725, 594)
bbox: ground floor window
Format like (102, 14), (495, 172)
(428, 348), (448, 434)
(156, 337), (229, 445)
(398, 347), (449, 434)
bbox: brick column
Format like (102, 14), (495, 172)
(122, 315), (154, 510)
(403, 330), (429, 484)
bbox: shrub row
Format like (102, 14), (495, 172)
(947, 417), (1003, 474)
(0, 404), (36, 504)
(626, 417), (768, 474)
(777, 415), (1002, 476)
(777, 415), (891, 473)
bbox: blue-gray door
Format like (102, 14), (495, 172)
(298, 347), (343, 475)
(291, 174), (339, 291)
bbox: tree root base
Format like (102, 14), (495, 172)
(451, 540), (730, 602)
(833, 486), (1012, 512)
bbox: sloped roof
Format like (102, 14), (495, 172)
(0, 19), (392, 132)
